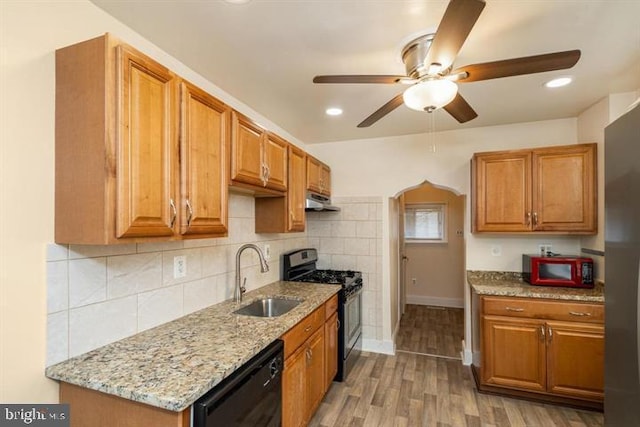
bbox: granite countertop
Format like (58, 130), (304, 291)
(467, 271), (604, 303)
(45, 281), (340, 412)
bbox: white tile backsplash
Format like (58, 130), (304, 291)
(183, 276), (217, 315)
(47, 261), (68, 313)
(69, 296), (137, 358)
(47, 311), (68, 366)
(307, 197), (383, 344)
(68, 258), (106, 308)
(137, 284), (184, 332)
(107, 252), (163, 299)
(46, 192), (310, 366)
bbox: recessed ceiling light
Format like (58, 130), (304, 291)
(325, 107), (343, 116)
(223, 0), (252, 4)
(545, 77), (573, 88)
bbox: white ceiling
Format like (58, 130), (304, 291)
(91, 0), (640, 144)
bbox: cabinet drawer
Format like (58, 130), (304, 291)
(482, 297), (603, 323)
(282, 305), (324, 359)
(325, 294), (338, 318)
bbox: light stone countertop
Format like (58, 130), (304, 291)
(45, 281), (340, 412)
(468, 271), (604, 303)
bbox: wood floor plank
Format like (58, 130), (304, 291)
(309, 304), (604, 427)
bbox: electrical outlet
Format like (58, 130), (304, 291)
(411, 278), (417, 286)
(263, 244), (271, 260)
(538, 244), (552, 256)
(491, 245), (502, 257)
(173, 256), (186, 278)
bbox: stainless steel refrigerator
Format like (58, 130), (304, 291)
(605, 102), (640, 426)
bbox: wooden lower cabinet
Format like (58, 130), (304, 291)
(478, 296), (604, 408)
(282, 296), (338, 427)
(482, 316), (546, 392)
(546, 321), (604, 401)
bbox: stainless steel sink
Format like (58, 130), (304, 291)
(233, 297), (303, 318)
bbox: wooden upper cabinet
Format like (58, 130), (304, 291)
(472, 143), (596, 234)
(55, 34), (181, 244)
(306, 156), (331, 196)
(255, 144), (306, 233)
(473, 151), (532, 232)
(179, 81), (229, 237)
(230, 111), (288, 193)
(533, 145), (596, 232)
(288, 145), (306, 232)
(116, 44), (178, 239)
(55, 34), (229, 244)
(264, 133), (288, 191)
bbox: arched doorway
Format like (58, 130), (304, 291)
(396, 181), (466, 359)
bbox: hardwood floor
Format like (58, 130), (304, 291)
(396, 305), (464, 359)
(310, 304), (603, 426)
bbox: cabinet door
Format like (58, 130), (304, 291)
(324, 311), (338, 392)
(282, 345), (308, 427)
(532, 144), (596, 232)
(482, 316), (546, 392)
(116, 44), (178, 238)
(264, 133), (288, 191)
(473, 151), (532, 232)
(306, 328), (326, 423)
(306, 156), (322, 194)
(179, 81), (229, 236)
(546, 321), (604, 401)
(320, 163), (331, 196)
(230, 111), (264, 187)
(288, 145), (306, 232)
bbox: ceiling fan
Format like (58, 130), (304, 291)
(313, 0), (581, 128)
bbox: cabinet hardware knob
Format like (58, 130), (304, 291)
(548, 326), (553, 342)
(505, 307), (524, 312)
(186, 199), (193, 226)
(304, 325), (312, 332)
(169, 198), (177, 228)
(540, 325), (545, 342)
(533, 212), (538, 226)
(526, 212), (531, 226)
(569, 311), (592, 317)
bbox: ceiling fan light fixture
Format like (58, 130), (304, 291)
(403, 79), (458, 112)
(325, 107), (343, 116)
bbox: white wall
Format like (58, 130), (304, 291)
(0, 0), (307, 403)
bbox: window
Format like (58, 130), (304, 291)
(404, 203), (446, 243)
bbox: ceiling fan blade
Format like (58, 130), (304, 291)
(452, 50), (581, 82)
(357, 93), (405, 128)
(313, 75), (413, 84)
(443, 93), (478, 123)
(424, 0), (486, 72)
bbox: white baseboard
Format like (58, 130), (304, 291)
(406, 295), (464, 308)
(362, 338), (395, 355)
(461, 339), (473, 366)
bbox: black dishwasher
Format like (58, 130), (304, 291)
(193, 339), (283, 427)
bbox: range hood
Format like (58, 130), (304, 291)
(305, 191), (340, 212)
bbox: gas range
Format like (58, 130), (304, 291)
(281, 249), (363, 298)
(281, 248), (363, 382)
(289, 269), (363, 298)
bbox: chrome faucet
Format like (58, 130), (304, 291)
(235, 244), (269, 303)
